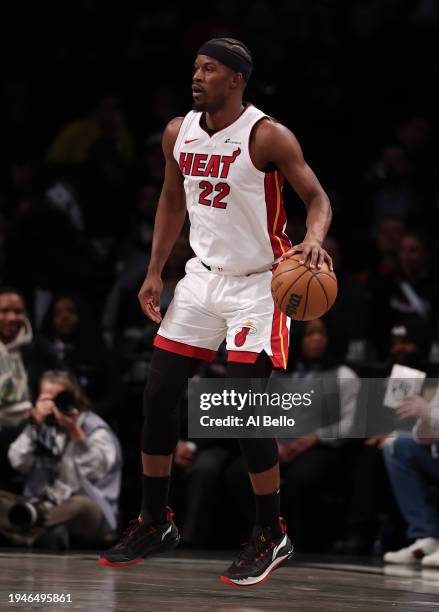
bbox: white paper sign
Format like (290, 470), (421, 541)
(383, 364), (427, 409)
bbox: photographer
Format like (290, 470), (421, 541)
(0, 370), (122, 549)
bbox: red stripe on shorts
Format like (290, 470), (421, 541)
(270, 306), (289, 369)
(154, 335), (216, 362)
(227, 351), (260, 364)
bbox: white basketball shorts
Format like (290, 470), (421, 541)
(154, 258), (290, 368)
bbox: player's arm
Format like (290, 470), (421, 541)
(138, 117), (187, 323)
(252, 120), (333, 270)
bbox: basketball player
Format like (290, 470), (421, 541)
(99, 38), (333, 587)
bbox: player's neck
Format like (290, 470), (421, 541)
(205, 100), (246, 132)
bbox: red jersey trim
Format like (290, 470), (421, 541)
(264, 170), (291, 259)
(154, 335), (216, 362)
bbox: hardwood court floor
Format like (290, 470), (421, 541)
(1, 550), (439, 611)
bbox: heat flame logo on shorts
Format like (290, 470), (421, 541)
(234, 320), (257, 347)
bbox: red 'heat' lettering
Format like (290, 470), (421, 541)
(204, 155), (221, 177)
(192, 154), (208, 176)
(179, 152), (193, 175)
(179, 148), (241, 178)
(220, 148), (241, 178)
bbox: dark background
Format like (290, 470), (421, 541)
(1, 1), (438, 274)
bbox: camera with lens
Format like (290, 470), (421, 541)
(8, 498), (54, 531)
(45, 390), (77, 427)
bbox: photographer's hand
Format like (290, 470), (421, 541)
(31, 394), (55, 426)
(52, 407), (86, 443)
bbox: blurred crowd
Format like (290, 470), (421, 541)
(1, 0), (439, 563)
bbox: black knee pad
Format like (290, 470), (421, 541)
(238, 438), (278, 474)
(141, 371), (182, 454)
(141, 348), (202, 455)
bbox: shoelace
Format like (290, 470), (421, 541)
(115, 519), (156, 549)
(234, 531), (275, 567)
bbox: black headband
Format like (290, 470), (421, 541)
(197, 41), (253, 81)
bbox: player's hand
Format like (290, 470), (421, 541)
(281, 239), (333, 271)
(396, 395), (430, 422)
(138, 273), (163, 323)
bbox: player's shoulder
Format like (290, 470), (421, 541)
(251, 115), (301, 162)
(162, 116), (185, 153)
(164, 116), (185, 138)
(252, 116), (295, 143)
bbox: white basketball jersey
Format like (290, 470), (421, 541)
(174, 104), (291, 275)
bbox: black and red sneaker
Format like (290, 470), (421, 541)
(221, 517), (293, 588)
(98, 508), (179, 568)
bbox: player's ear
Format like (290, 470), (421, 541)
(230, 73), (245, 90)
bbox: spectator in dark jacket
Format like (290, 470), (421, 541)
(369, 232), (439, 360)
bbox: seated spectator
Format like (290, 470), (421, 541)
(103, 233), (193, 381)
(387, 318), (434, 373)
(47, 94), (135, 239)
(102, 183), (160, 352)
(365, 144), (413, 233)
(383, 386), (439, 567)
(116, 184), (160, 266)
(369, 232), (439, 360)
(0, 287), (60, 490)
(40, 294), (121, 422)
(396, 116), (436, 197)
(0, 151), (38, 222)
(322, 235), (370, 362)
(47, 94), (134, 167)
(0, 370), (122, 549)
(358, 217), (404, 284)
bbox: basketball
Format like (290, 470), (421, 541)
(271, 255), (338, 320)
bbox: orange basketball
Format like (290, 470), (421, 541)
(271, 255), (338, 321)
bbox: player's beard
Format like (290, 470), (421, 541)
(192, 99), (209, 112)
(192, 92), (225, 114)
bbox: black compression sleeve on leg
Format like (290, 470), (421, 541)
(238, 437), (279, 473)
(226, 351), (273, 379)
(227, 352), (279, 474)
(141, 348), (203, 455)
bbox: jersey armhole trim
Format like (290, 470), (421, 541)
(173, 112), (197, 162)
(245, 116), (272, 179)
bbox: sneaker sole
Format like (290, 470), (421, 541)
(98, 534), (180, 568)
(422, 561), (439, 568)
(383, 556), (420, 565)
(220, 546), (294, 588)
